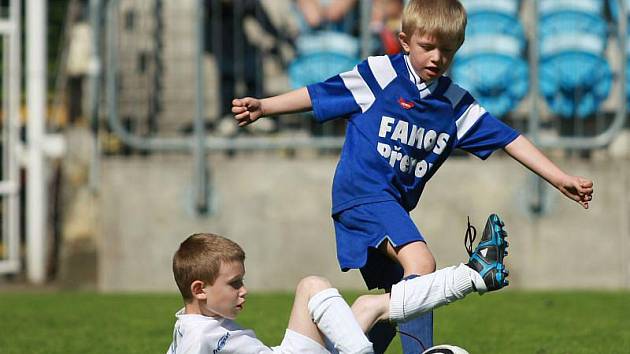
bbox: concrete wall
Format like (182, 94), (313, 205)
(97, 151), (630, 292)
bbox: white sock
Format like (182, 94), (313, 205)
(389, 263), (482, 322)
(308, 288), (374, 354)
(470, 266), (488, 293)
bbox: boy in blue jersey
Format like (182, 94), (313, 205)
(232, 0), (594, 352)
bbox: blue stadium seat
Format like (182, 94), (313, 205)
(288, 31), (360, 88)
(461, 0), (520, 16)
(540, 53), (612, 118)
(452, 54), (528, 118)
(538, 6), (612, 118)
(464, 11), (526, 44)
(539, 11), (608, 41)
(288, 1), (361, 89)
(451, 6), (529, 118)
(539, 0), (604, 16)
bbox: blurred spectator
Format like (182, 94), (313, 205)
(290, 0), (361, 137)
(370, 0), (404, 55)
(206, 0), (289, 136)
(295, 0), (358, 32)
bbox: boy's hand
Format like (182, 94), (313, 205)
(232, 97), (264, 127)
(504, 136), (594, 209)
(557, 176), (594, 209)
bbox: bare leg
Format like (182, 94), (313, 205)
(351, 293), (390, 333)
(380, 240), (436, 277)
(288, 276), (373, 354)
(287, 276), (331, 347)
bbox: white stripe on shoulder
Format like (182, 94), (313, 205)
(340, 67), (375, 112)
(443, 82), (467, 108)
(456, 101), (487, 139)
(367, 55), (397, 89)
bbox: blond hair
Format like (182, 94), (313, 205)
(172, 233), (245, 302)
(402, 0), (467, 47)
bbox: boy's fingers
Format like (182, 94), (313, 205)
(579, 179), (593, 188)
(233, 112), (257, 126)
(565, 191), (580, 202)
(241, 97), (257, 107)
(575, 181), (593, 193)
(233, 97), (258, 108)
(234, 112), (251, 120)
(579, 189), (593, 198)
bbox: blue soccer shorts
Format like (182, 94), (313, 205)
(333, 200), (426, 276)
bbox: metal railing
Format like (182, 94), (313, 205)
(0, 0), (21, 275)
(528, 0), (627, 149)
(103, 0), (352, 214)
(526, 0), (627, 214)
(99, 0), (629, 216)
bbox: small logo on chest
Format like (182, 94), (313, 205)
(398, 97), (415, 110)
(213, 332), (230, 354)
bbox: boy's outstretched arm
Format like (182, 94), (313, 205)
(504, 135), (594, 209)
(232, 87), (312, 127)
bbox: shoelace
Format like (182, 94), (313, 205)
(464, 216), (477, 257)
(397, 329), (426, 353)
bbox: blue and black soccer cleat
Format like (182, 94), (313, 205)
(465, 214), (509, 292)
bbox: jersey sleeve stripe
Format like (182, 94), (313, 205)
(443, 81), (467, 108)
(367, 55), (397, 89)
(456, 102), (487, 139)
(340, 67), (376, 112)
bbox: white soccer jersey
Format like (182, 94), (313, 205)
(166, 309), (274, 354)
(166, 309), (330, 354)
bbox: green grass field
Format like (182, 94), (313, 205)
(0, 290), (628, 353)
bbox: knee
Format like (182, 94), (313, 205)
(415, 251), (436, 275)
(394, 241), (437, 276)
(406, 254), (436, 276)
(423, 256), (437, 274)
(296, 275), (332, 297)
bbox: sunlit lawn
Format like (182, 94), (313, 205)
(0, 291), (628, 353)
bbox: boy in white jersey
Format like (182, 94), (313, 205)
(232, 3), (594, 352)
(167, 230), (509, 354)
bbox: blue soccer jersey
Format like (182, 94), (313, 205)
(307, 53), (520, 214)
